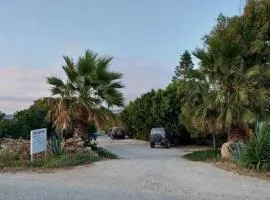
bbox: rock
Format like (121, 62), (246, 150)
(0, 138), (30, 159)
(66, 138), (75, 144)
(65, 145), (76, 152)
(77, 141), (85, 148)
(64, 137), (86, 152)
(221, 142), (232, 160)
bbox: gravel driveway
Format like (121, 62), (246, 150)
(1, 136), (269, 200)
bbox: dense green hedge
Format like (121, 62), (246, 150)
(0, 102), (53, 139)
(121, 82), (191, 144)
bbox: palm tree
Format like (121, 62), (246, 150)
(190, 15), (270, 141)
(181, 69), (222, 149)
(45, 50), (124, 140)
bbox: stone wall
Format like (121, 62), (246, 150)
(0, 138), (30, 159)
(0, 137), (86, 159)
(0, 138), (46, 159)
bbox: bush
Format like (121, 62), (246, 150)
(241, 124), (270, 170)
(95, 147), (118, 159)
(0, 151), (101, 170)
(0, 150), (22, 168)
(0, 102), (53, 139)
(135, 132), (149, 141)
(183, 149), (220, 162)
(31, 152), (101, 168)
(0, 147), (118, 170)
(48, 134), (65, 155)
(228, 142), (245, 165)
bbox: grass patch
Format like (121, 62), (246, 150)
(215, 160), (270, 181)
(0, 147), (118, 171)
(30, 152), (101, 169)
(95, 147), (118, 159)
(183, 149), (221, 162)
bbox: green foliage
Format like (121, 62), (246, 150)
(228, 142), (245, 165)
(0, 102), (52, 139)
(48, 134), (65, 155)
(183, 149), (221, 162)
(0, 120), (21, 138)
(30, 152), (101, 169)
(241, 123), (270, 170)
(172, 50), (194, 80)
(0, 111), (5, 121)
(45, 49), (124, 139)
(181, 1), (270, 141)
(121, 82), (190, 143)
(0, 150), (22, 168)
(95, 147), (118, 159)
(0, 148), (117, 170)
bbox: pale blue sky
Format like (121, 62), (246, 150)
(0, 0), (243, 113)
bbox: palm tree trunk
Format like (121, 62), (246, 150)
(228, 127), (246, 142)
(212, 132), (216, 150)
(74, 120), (89, 141)
(212, 132), (218, 161)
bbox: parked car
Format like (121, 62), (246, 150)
(107, 127), (125, 139)
(149, 127), (175, 148)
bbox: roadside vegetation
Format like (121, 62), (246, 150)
(121, 0), (270, 176)
(183, 149), (221, 162)
(0, 148), (117, 171)
(0, 0), (270, 177)
(0, 50), (123, 170)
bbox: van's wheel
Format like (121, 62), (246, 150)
(166, 141), (171, 149)
(150, 143), (155, 148)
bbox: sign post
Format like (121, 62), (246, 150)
(30, 128), (47, 161)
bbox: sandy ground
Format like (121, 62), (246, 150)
(0, 136), (269, 200)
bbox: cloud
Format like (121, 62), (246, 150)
(0, 57), (172, 113)
(0, 67), (59, 113)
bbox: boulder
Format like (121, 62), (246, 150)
(66, 138), (75, 144)
(64, 137), (85, 153)
(221, 142), (232, 160)
(64, 145), (76, 152)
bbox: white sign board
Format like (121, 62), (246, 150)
(30, 128), (47, 156)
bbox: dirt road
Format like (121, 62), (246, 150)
(1, 137), (269, 200)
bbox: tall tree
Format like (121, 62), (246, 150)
(45, 50), (124, 140)
(0, 111), (5, 121)
(172, 50), (194, 80)
(190, 12), (270, 141)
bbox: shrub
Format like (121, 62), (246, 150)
(0, 150), (25, 168)
(228, 142), (245, 165)
(241, 124), (270, 171)
(135, 132), (149, 141)
(31, 152), (101, 168)
(48, 134), (65, 155)
(0, 148), (117, 170)
(95, 147), (118, 159)
(183, 149), (220, 162)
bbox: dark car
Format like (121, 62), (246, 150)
(107, 127), (125, 139)
(149, 127), (174, 148)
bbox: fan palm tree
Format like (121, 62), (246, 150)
(181, 69), (222, 149)
(191, 15), (270, 141)
(44, 50), (124, 140)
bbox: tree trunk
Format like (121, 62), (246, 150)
(228, 127), (246, 142)
(212, 132), (216, 150)
(212, 132), (218, 161)
(74, 120), (89, 141)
